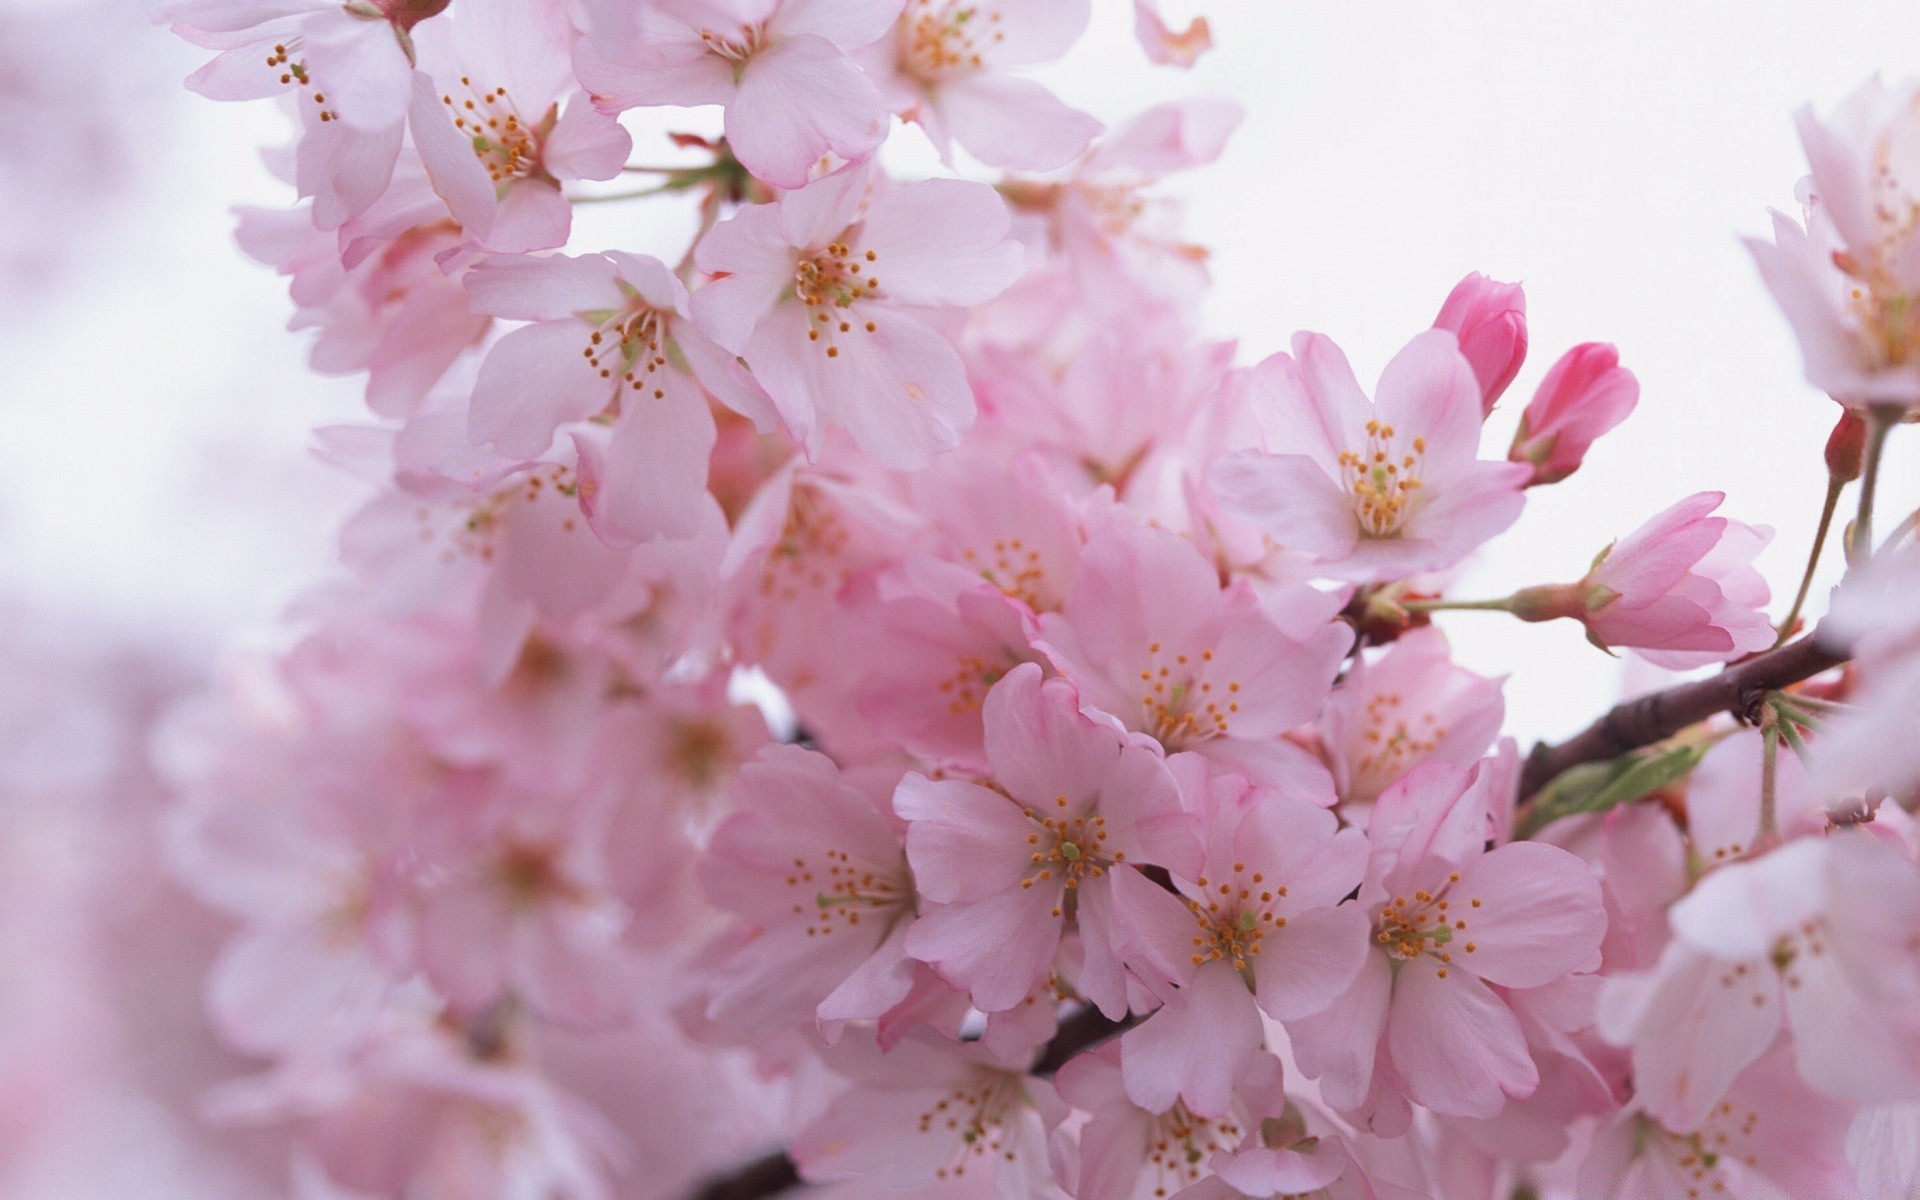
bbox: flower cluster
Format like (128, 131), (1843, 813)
(154, 6), (1920, 1199)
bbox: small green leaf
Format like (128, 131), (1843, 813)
(1519, 741), (1708, 838)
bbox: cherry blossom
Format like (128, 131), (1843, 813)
(895, 663), (1191, 1017)
(860, 0), (1103, 170)
(1211, 331), (1532, 584)
(1507, 342), (1640, 486)
(575, 0), (901, 189)
(692, 162), (1024, 467)
(1431, 273), (1528, 414)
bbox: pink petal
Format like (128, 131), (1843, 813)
(729, 35), (889, 189)
(1450, 840), (1606, 988)
(902, 886), (1064, 1012)
(1386, 957), (1537, 1118)
(894, 775), (1035, 903)
(1210, 451), (1361, 560)
(1119, 960), (1262, 1118)
(468, 320), (609, 456)
(542, 93), (633, 182)
(937, 74), (1102, 172)
(465, 252), (622, 322)
(1287, 948), (1391, 1112)
(593, 367), (718, 542)
(1250, 901), (1370, 1021)
(860, 178), (1026, 305)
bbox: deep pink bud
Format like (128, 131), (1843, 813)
(1508, 342), (1639, 486)
(372, 0), (448, 32)
(1826, 409), (1868, 482)
(1432, 272), (1528, 414)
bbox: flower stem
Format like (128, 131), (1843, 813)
(571, 183), (677, 203)
(1848, 406), (1899, 565)
(1775, 474), (1845, 647)
(1400, 596), (1518, 614)
(1759, 719), (1780, 840)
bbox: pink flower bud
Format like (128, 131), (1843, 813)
(1432, 273), (1528, 414)
(1508, 343), (1640, 486)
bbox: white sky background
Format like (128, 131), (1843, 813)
(4, 0), (1920, 745)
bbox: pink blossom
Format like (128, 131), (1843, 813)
(413, 773), (637, 1027)
(1319, 627), (1506, 809)
(1507, 342), (1639, 486)
(790, 1028), (1061, 1196)
(692, 163), (1024, 467)
(1597, 831), (1920, 1134)
(1211, 331), (1531, 584)
(859, 0), (1102, 171)
(1051, 1044), (1311, 1200)
(698, 746), (917, 1034)
(1034, 517), (1352, 794)
(1111, 759), (1370, 1118)
(1579, 1044), (1862, 1200)
(1514, 491), (1775, 669)
(1288, 760), (1607, 1125)
(1747, 75), (1920, 410)
(1133, 1), (1212, 69)
(1431, 273), (1528, 413)
(461, 250), (773, 543)
(894, 663), (1192, 1016)
(408, 0), (631, 253)
(574, 0), (901, 189)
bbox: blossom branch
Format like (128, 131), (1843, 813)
(1515, 629), (1850, 801)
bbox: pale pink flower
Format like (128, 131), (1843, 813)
(574, 0), (901, 189)
(1684, 729), (1824, 870)
(1514, 491), (1774, 669)
(1319, 627), (1506, 809)
(462, 250), (772, 543)
(1051, 1044), (1312, 1200)
(1034, 517), (1352, 794)
(1133, 0), (1211, 69)
(791, 1028), (1062, 1196)
(1211, 331), (1531, 584)
(1288, 760), (1607, 1125)
(1579, 1045), (1862, 1200)
(860, 0), (1102, 171)
(698, 746), (917, 1034)
(1507, 342), (1639, 486)
(413, 773), (637, 1028)
(895, 663), (1193, 1017)
(408, 0), (631, 253)
(1111, 758), (1370, 1118)
(236, 164), (488, 419)
(1748, 75), (1920, 410)
(1848, 1103), (1920, 1200)
(1431, 273), (1528, 413)
(691, 163), (1024, 468)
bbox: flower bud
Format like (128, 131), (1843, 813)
(375, 0), (450, 31)
(1432, 273), (1528, 414)
(1508, 343), (1640, 486)
(1826, 409), (1867, 482)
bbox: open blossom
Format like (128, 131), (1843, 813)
(408, 0), (630, 254)
(1111, 760), (1370, 1119)
(698, 746), (917, 1034)
(1606, 832), (1920, 1110)
(1513, 491), (1774, 669)
(1289, 760), (1606, 1127)
(575, 0), (900, 189)
(1319, 627), (1506, 809)
(1211, 331), (1531, 584)
(1034, 517), (1352, 794)
(1431, 273), (1528, 413)
(692, 163), (1023, 467)
(1748, 74), (1920, 409)
(462, 250), (771, 543)
(894, 663), (1192, 1017)
(1507, 342), (1639, 486)
(860, 0), (1102, 170)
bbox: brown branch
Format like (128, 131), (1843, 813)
(1516, 629), (1849, 800)
(680, 1005), (1136, 1200)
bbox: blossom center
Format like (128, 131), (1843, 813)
(788, 847), (910, 937)
(1353, 692), (1446, 788)
(796, 242), (882, 360)
(1187, 867), (1287, 972)
(915, 1068), (1029, 1180)
(264, 41), (341, 122)
(901, 0), (1004, 83)
(760, 484), (850, 602)
(583, 303), (671, 403)
(431, 465), (583, 565)
(439, 79), (544, 183)
(1145, 1102), (1246, 1193)
(960, 537), (1050, 609)
(697, 24), (766, 66)
(1136, 641), (1240, 746)
(1337, 419), (1427, 538)
(1020, 798), (1112, 916)
(1375, 871), (1479, 978)
(936, 652), (1006, 716)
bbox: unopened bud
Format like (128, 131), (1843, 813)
(374, 0), (449, 30)
(1826, 409), (1867, 482)
(1433, 273), (1528, 415)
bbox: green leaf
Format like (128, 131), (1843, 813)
(1519, 741), (1709, 839)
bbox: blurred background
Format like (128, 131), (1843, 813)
(2, 0), (1917, 1193)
